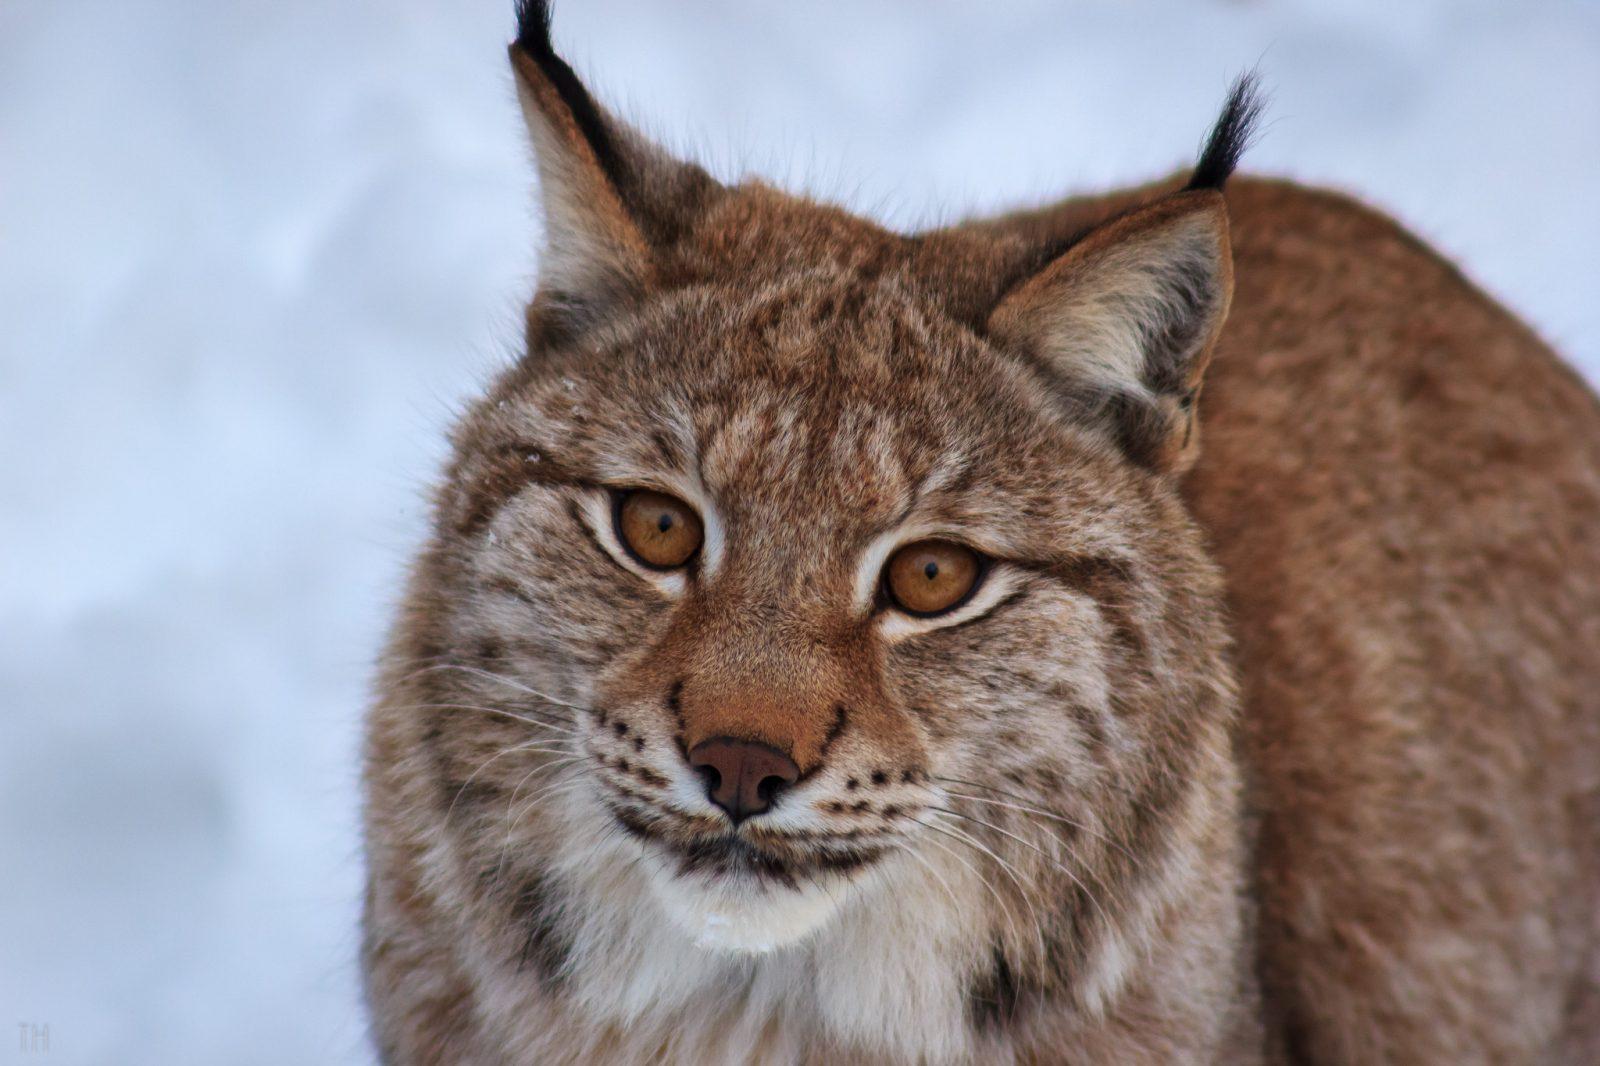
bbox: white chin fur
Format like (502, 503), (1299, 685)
(647, 866), (846, 955)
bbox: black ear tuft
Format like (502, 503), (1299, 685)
(1186, 73), (1266, 192)
(512, 0), (553, 55)
(512, 0), (624, 187)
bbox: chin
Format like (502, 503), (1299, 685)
(603, 801), (892, 953)
(646, 860), (849, 954)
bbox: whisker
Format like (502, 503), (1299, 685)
(897, 830), (974, 917)
(401, 683), (577, 728)
(485, 778), (592, 901)
(942, 795), (1134, 930)
(939, 788), (1142, 867)
(510, 773), (588, 831)
(403, 661), (596, 717)
(505, 754), (583, 828)
(489, 759), (587, 885)
(934, 768), (1140, 806)
(933, 806), (1115, 928)
(908, 825), (1043, 966)
(913, 813), (1049, 967)
(445, 740), (571, 826)
(387, 665), (588, 729)
(405, 701), (579, 737)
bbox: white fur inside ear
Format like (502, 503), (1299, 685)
(988, 199), (1229, 423)
(511, 54), (646, 304)
(1032, 211), (1223, 401)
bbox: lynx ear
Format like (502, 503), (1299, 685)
(988, 78), (1260, 473)
(509, 1), (715, 337)
(988, 192), (1233, 472)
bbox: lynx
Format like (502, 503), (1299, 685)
(361, 3), (1600, 1062)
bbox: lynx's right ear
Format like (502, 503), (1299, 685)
(509, 1), (717, 338)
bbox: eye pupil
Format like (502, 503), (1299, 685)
(657, 513), (673, 533)
(923, 562), (939, 581)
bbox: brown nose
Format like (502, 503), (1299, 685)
(687, 737), (800, 823)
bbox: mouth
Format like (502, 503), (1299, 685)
(601, 795), (904, 953)
(606, 802), (889, 888)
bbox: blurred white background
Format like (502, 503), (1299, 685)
(2, 1), (1597, 1062)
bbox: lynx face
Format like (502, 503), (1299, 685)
(367, 2), (1256, 1054)
(433, 265), (1220, 954)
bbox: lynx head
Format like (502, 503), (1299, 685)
(384, 0), (1258, 1011)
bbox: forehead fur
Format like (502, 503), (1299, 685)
(472, 192), (1145, 548)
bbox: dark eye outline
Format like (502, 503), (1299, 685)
(878, 541), (991, 618)
(609, 488), (703, 572)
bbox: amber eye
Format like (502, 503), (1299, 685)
(883, 540), (984, 616)
(614, 489), (703, 570)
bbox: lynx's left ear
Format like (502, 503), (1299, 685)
(988, 77), (1262, 474)
(509, 1), (718, 341)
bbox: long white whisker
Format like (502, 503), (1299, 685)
(934, 769), (1142, 805)
(399, 685), (577, 728)
(391, 662), (580, 725)
(489, 758), (587, 885)
(915, 813), (1050, 967)
(407, 701), (579, 737)
(935, 806), (1114, 928)
(906, 820), (1034, 956)
(445, 740), (571, 826)
(486, 780), (592, 900)
(940, 789), (1141, 867)
(406, 662), (595, 716)
(943, 794), (1133, 923)
(898, 847), (963, 914)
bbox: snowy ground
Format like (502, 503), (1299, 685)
(2, 1), (1596, 1062)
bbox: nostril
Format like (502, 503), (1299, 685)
(754, 772), (788, 806)
(694, 763), (722, 794)
(688, 748), (725, 798)
(687, 737), (800, 823)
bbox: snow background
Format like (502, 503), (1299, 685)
(2, 1), (1596, 1062)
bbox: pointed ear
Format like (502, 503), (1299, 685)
(508, 1), (715, 338)
(989, 77), (1261, 473)
(988, 192), (1233, 472)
